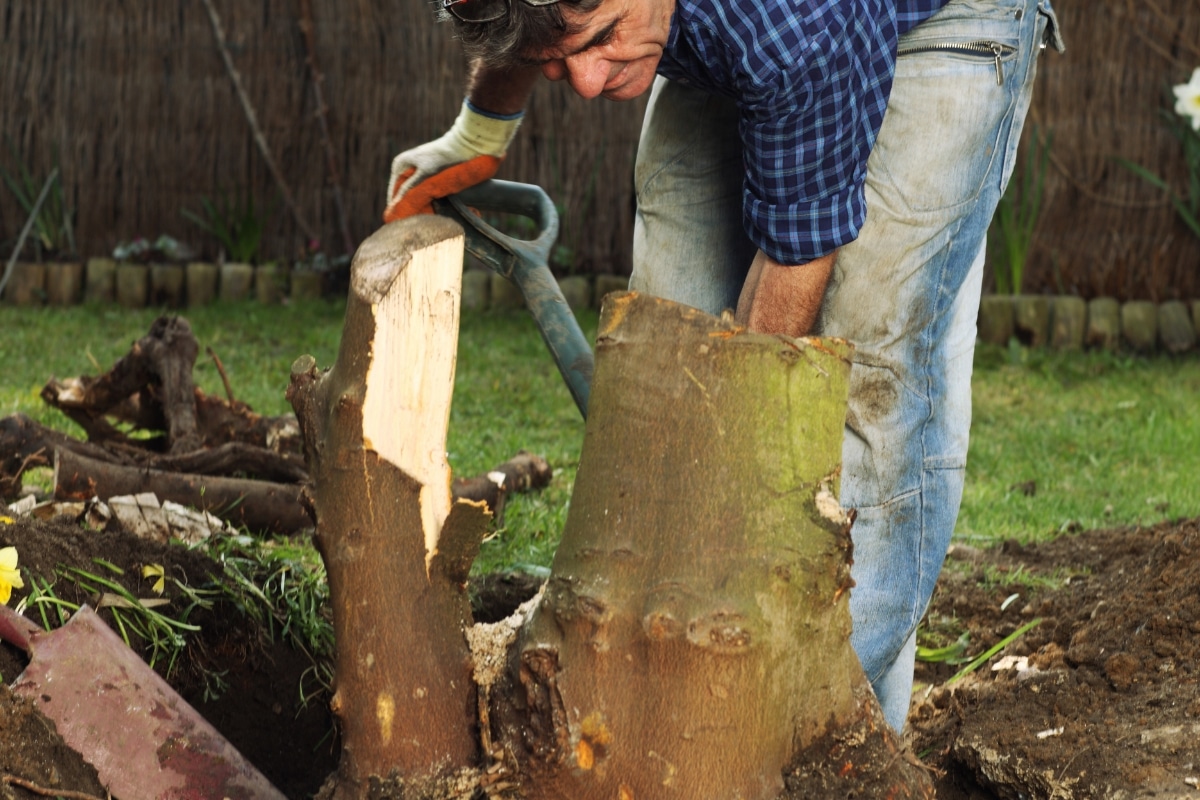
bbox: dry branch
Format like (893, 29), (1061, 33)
(54, 449), (309, 536)
(199, 0), (318, 245)
(298, 0), (355, 256)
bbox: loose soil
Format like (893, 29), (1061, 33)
(1, 513), (1198, 799)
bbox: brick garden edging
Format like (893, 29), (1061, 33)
(1, 258), (331, 309)
(1, 259), (627, 313)
(978, 294), (1198, 354)
(10, 263), (1192, 356)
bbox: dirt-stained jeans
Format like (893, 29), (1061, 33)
(631, 0), (1063, 732)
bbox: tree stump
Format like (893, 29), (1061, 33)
(290, 218), (932, 799)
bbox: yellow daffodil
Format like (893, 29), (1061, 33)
(1173, 67), (1200, 131)
(0, 546), (24, 605)
(142, 563), (166, 595)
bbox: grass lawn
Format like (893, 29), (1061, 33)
(962, 342), (1200, 543)
(2, 301), (1197, 573)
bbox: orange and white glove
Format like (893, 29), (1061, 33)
(383, 100), (524, 222)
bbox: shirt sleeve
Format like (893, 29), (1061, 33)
(686, 1), (899, 265)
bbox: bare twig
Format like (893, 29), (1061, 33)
(297, 0), (355, 256)
(206, 346), (237, 403)
(199, 0), (319, 244)
(0, 167), (58, 298)
(1, 773), (110, 800)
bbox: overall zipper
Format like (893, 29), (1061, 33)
(896, 41), (1015, 85)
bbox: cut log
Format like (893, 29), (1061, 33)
(53, 449), (309, 535)
(1, 413), (305, 489)
(5, 411), (551, 537)
(451, 450), (553, 525)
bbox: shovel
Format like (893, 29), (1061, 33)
(0, 602), (286, 800)
(434, 179), (594, 418)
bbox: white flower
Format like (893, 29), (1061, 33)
(1173, 67), (1200, 131)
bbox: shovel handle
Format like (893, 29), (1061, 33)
(0, 602), (38, 652)
(434, 180), (593, 419)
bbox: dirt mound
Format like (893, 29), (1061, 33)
(912, 517), (1200, 799)
(0, 517), (339, 799)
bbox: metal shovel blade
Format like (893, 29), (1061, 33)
(0, 603), (286, 800)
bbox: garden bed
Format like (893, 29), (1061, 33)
(1, 511), (1198, 799)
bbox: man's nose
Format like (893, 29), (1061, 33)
(563, 53), (609, 99)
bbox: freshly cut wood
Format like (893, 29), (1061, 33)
(288, 216), (485, 796)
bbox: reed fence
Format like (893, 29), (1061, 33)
(0, 0), (1196, 299)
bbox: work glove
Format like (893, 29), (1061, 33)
(384, 100), (524, 222)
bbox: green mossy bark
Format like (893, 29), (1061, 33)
(498, 293), (875, 800)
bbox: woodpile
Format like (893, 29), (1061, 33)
(0, 316), (552, 537)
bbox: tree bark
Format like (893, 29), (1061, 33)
(288, 217), (488, 797)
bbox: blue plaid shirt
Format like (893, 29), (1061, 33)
(656, 0), (949, 264)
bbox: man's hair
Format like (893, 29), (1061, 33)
(441, 0), (604, 68)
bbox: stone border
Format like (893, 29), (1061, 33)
(460, 270), (628, 314)
(978, 294), (1198, 355)
(0, 258), (329, 308)
(7, 266), (1194, 357)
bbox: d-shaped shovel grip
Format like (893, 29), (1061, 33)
(434, 180), (593, 419)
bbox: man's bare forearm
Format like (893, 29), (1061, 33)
(735, 249), (835, 337)
(467, 60), (541, 115)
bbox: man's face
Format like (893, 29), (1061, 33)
(531, 0), (674, 101)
